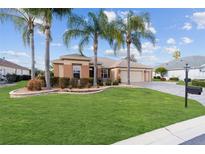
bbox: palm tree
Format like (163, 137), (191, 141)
(63, 10), (120, 86)
(0, 8), (40, 79)
(37, 9), (72, 89)
(112, 11), (156, 85)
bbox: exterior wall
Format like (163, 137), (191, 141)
(0, 66), (29, 76)
(166, 69), (205, 80)
(119, 68), (152, 83)
(59, 65), (64, 77)
(53, 64), (59, 77)
(81, 65), (89, 78)
(64, 64), (72, 78)
(97, 66), (102, 78)
(110, 68), (120, 81)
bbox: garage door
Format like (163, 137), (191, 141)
(120, 70), (143, 83)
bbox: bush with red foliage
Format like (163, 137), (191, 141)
(27, 79), (42, 91)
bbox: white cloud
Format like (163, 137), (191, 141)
(192, 12), (205, 29)
(145, 22), (157, 34)
(164, 46), (179, 54)
(71, 45), (78, 50)
(166, 38), (176, 45)
(105, 45), (140, 57)
(137, 55), (158, 65)
(181, 37), (193, 44)
(142, 42), (160, 53)
(104, 11), (117, 22)
(0, 50), (29, 57)
(51, 43), (62, 47)
(182, 22), (192, 30)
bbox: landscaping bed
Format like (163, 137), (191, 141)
(9, 86), (109, 98)
(1, 81), (205, 144)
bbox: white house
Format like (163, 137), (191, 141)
(0, 58), (30, 78)
(155, 56), (205, 80)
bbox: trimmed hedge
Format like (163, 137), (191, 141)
(112, 80), (119, 85)
(192, 79), (205, 87)
(6, 74), (31, 83)
(154, 76), (161, 79)
(59, 77), (70, 89)
(70, 78), (79, 88)
(105, 79), (112, 86)
(97, 78), (104, 86)
(169, 77), (179, 81)
(80, 78), (90, 88)
(160, 77), (166, 81)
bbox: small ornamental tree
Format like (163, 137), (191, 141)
(155, 67), (167, 77)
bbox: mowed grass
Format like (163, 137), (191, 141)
(0, 81), (205, 144)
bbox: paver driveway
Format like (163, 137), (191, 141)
(136, 81), (205, 106)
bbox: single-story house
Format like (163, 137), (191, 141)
(52, 54), (153, 83)
(155, 56), (205, 80)
(0, 58), (30, 78)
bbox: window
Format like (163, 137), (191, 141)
(89, 67), (94, 78)
(73, 65), (81, 79)
(102, 69), (109, 79)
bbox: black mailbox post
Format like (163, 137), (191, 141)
(187, 86), (202, 95)
(184, 63), (203, 108)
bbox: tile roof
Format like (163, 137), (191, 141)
(94, 57), (152, 69)
(156, 56), (205, 70)
(0, 58), (29, 70)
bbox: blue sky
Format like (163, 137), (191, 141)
(1, 8), (205, 70)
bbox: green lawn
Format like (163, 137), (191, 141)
(177, 80), (195, 86)
(0, 81), (205, 144)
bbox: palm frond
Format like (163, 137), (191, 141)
(78, 36), (90, 54)
(63, 29), (89, 47)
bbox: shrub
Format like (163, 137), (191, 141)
(5, 74), (31, 83)
(160, 77), (166, 81)
(36, 75), (46, 87)
(59, 77), (70, 89)
(70, 78), (79, 88)
(192, 79), (205, 87)
(169, 77), (179, 81)
(22, 75), (31, 80)
(112, 80), (119, 85)
(80, 78), (90, 88)
(89, 78), (93, 86)
(97, 78), (104, 86)
(154, 76), (161, 79)
(6, 74), (18, 83)
(117, 77), (121, 83)
(51, 77), (59, 87)
(27, 79), (42, 91)
(105, 79), (112, 86)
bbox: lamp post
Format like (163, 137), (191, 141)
(184, 63), (190, 108)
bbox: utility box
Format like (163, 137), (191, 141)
(187, 86), (203, 95)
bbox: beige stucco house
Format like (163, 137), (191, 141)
(52, 54), (152, 83)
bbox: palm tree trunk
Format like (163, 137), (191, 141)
(45, 24), (51, 89)
(127, 42), (131, 85)
(93, 36), (98, 87)
(30, 29), (35, 79)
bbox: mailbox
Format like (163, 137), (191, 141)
(187, 86), (203, 95)
(184, 78), (191, 83)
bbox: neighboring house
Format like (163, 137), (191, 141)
(0, 58), (30, 78)
(155, 56), (205, 80)
(52, 54), (153, 83)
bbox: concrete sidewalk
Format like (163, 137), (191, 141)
(114, 115), (205, 145)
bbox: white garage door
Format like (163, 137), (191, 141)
(120, 70), (143, 83)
